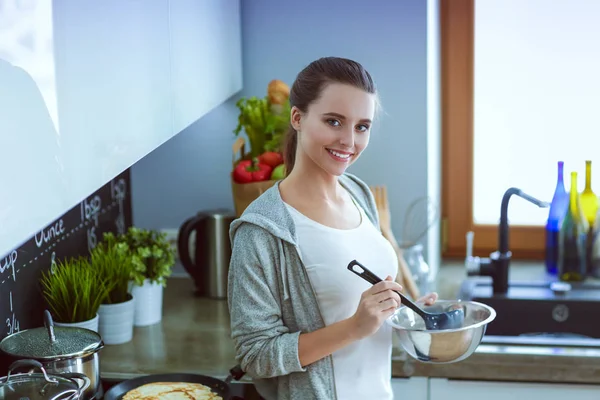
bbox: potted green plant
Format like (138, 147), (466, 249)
(92, 234), (136, 345)
(39, 256), (108, 332)
(108, 227), (176, 326)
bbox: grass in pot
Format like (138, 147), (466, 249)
(107, 227), (176, 326)
(39, 256), (109, 332)
(93, 234), (136, 345)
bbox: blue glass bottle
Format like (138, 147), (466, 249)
(545, 161), (569, 275)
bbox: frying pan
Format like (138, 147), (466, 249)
(103, 365), (246, 400)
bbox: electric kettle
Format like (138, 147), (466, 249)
(177, 209), (236, 299)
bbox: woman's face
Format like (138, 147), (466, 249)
(291, 82), (376, 177)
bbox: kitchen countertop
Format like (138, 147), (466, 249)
(99, 261), (600, 385)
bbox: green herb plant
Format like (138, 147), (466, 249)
(40, 256), (110, 323)
(104, 227), (176, 287)
(91, 235), (135, 304)
(233, 96), (291, 158)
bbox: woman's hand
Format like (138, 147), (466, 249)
(416, 292), (438, 305)
(350, 276), (402, 340)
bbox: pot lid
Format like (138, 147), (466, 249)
(0, 360), (80, 400)
(0, 311), (102, 360)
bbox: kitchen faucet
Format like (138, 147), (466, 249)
(465, 187), (550, 295)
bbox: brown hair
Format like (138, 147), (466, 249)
(283, 57), (378, 173)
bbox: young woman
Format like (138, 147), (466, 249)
(228, 57), (438, 400)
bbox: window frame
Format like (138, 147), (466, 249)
(440, 0), (545, 260)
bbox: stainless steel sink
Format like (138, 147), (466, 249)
(459, 277), (600, 344)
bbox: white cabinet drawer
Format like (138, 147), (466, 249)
(391, 377), (428, 399)
(430, 378), (600, 400)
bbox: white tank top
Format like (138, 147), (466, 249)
(285, 195), (398, 400)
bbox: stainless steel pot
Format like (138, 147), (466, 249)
(0, 359), (90, 400)
(0, 311), (103, 400)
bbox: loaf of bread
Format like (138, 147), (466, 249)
(267, 79), (290, 105)
(122, 382), (223, 400)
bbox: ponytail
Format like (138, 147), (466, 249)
(283, 125), (297, 174)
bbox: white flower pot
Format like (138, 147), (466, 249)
(97, 294), (135, 345)
(131, 279), (163, 327)
(54, 313), (99, 332)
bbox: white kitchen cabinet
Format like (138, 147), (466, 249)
(391, 377), (428, 400)
(0, 0), (242, 258)
(53, 0), (173, 195)
(430, 378), (600, 400)
(168, 0), (243, 134)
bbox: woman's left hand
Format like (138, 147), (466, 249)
(416, 292), (438, 305)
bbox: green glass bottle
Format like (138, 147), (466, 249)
(591, 207), (600, 278)
(558, 171), (589, 282)
(580, 160), (599, 276)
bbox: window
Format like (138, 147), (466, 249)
(441, 0), (600, 259)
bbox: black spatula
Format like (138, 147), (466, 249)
(347, 259), (465, 330)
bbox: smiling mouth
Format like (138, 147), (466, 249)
(326, 148), (354, 161)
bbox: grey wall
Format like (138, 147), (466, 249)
(131, 0), (441, 279)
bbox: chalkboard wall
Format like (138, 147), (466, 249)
(0, 169), (132, 373)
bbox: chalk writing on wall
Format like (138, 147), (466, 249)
(0, 169), (132, 343)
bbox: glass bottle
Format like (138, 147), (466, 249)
(580, 161), (598, 222)
(558, 171), (588, 282)
(591, 206), (600, 278)
(545, 161), (568, 275)
(579, 160), (599, 276)
(401, 243), (431, 296)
